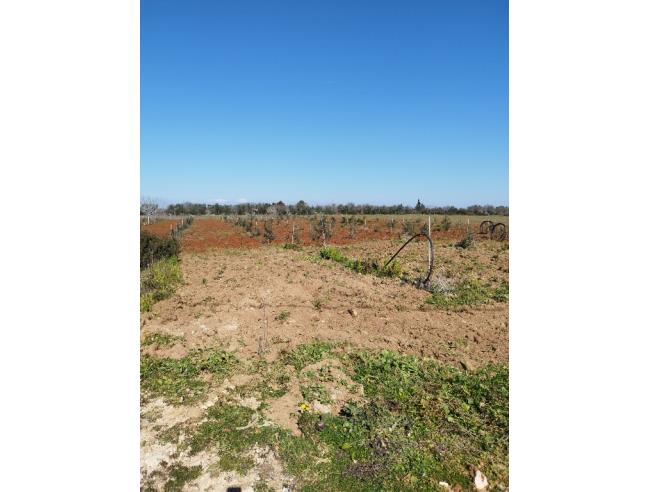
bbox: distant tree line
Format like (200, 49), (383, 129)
(161, 199), (508, 217)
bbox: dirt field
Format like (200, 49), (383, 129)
(142, 218), (181, 237)
(141, 222), (509, 491)
(180, 215), (508, 252)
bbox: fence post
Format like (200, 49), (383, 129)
(427, 215), (432, 278)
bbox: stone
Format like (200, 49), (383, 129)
(460, 359), (476, 371)
(474, 469), (489, 491)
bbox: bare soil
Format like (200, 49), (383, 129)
(141, 235), (508, 490)
(142, 240), (508, 367)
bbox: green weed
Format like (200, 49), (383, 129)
(455, 232), (475, 249)
(282, 243), (302, 251)
(140, 257), (183, 312)
(163, 464), (202, 491)
(142, 332), (184, 349)
(300, 383), (332, 404)
(275, 310), (290, 322)
(282, 341), (338, 371)
(319, 247), (403, 279)
(169, 345), (508, 490)
(425, 279), (507, 308)
(140, 348), (237, 405)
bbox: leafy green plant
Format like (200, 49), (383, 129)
(300, 383), (332, 404)
(169, 344), (509, 491)
(441, 215), (451, 231)
(164, 464), (202, 491)
(282, 340), (338, 371)
(493, 281), (509, 302)
(275, 310), (290, 322)
(189, 403), (279, 473)
(455, 232), (475, 249)
(140, 257), (183, 312)
(282, 243), (302, 251)
(312, 298), (324, 311)
(142, 332), (184, 348)
(319, 247), (403, 279)
(140, 348), (237, 404)
(425, 279), (506, 308)
(319, 246), (345, 262)
(140, 231), (180, 269)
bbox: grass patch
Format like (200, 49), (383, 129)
(140, 256), (183, 312)
(282, 340), (339, 371)
(274, 310), (290, 322)
(282, 243), (302, 251)
(300, 383), (332, 404)
(140, 348), (237, 405)
(319, 247), (403, 278)
(171, 345), (508, 490)
(291, 349), (508, 490)
(142, 332), (184, 349)
(189, 403), (279, 474)
(141, 230), (180, 269)
(425, 279), (508, 308)
(455, 232), (475, 249)
(163, 464), (202, 491)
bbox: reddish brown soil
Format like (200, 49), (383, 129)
(141, 239), (508, 368)
(182, 218), (262, 252)
(180, 216), (495, 252)
(141, 219), (181, 237)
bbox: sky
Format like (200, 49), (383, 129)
(141, 0), (508, 207)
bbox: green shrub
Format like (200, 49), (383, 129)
(455, 232), (475, 249)
(140, 257), (183, 312)
(441, 215), (451, 231)
(319, 246), (345, 262)
(282, 243), (302, 251)
(140, 348), (237, 404)
(274, 310), (290, 322)
(141, 230), (180, 269)
(426, 279), (507, 307)
(319, 247), (403, 279)
(142, 332), (184, 348)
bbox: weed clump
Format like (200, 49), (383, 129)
(282, 340), (338, 371)
(140, 257), (183, 312)
(455, 232), (475, 249)
(425, 279), (507, 308)
(319, 247), (403, 278)
(141, 230), (180, 269)
(140, 348), (237, 404)
(170, 344), (509, 490)
(163, 464), (202, 491)
(274, 310), (290, 322)
(441, 215), (452, 231)
(189, 403), (279, 473)
(142, 332), (184, 348)
(282, 243), (302, 251)
(287, 349), (507, 489)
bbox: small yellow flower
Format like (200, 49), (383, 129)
(299, 403), (311, 412)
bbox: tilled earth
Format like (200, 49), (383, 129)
(141, 238), (509, 491)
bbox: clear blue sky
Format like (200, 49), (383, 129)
(141, 0), (508, 207)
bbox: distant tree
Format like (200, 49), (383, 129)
(140, 198), (158, 224)
(275, 201), (287, 216)
(263, 221), (275, 243)
(295, 200), (309, 215)
(415, 199), (425, 213)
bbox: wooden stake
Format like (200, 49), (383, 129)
(427, 215), (432, 277)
